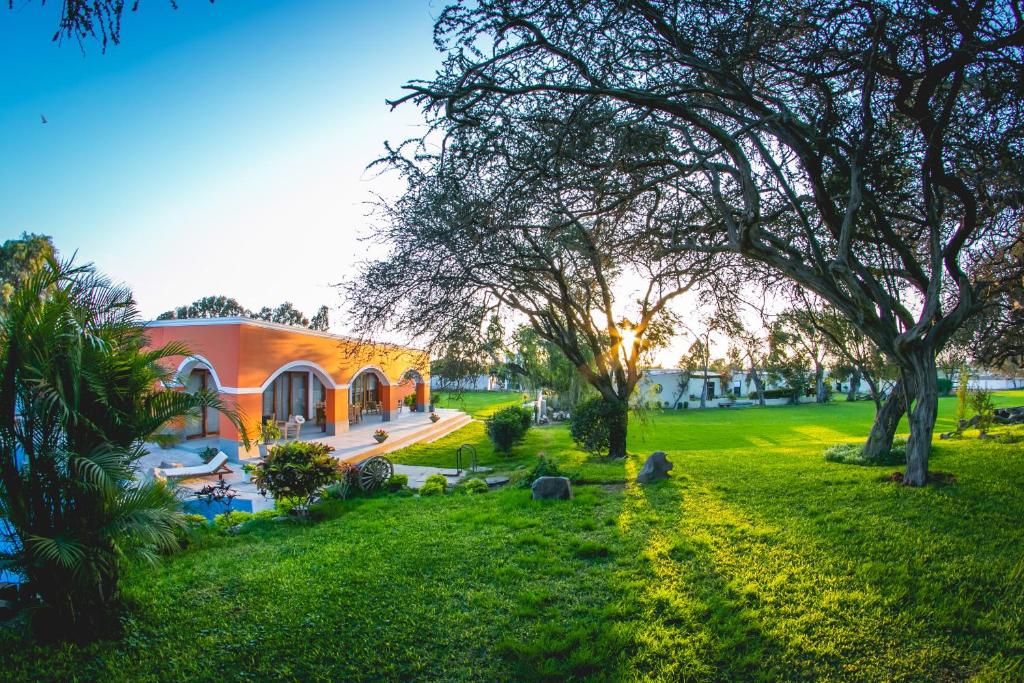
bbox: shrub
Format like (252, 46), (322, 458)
(459, 478), (489, 495)
(423, 473), (448, 488)
(152, 432), (182, 449)
(956, 366), (970, 426)
(937, 377), (953, 396)
(517, 453), (565, 488)
(569, 397), (625, 455)
(213, 509), (278, 532)
(519, 406), (533, 432)
(198, 446), (220, 463)
(970, 388), (996, 434)
(486, 406), (530, 454)
(260, 419), (282, 444)
(248, 441), (344, 514)
(823, 439), (906, 466)
(388, 473), (410, 492)
(323, 464), (357, 500)
(419, 474), (447, 496)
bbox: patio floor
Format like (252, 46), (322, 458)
(137, 408), (476, 512)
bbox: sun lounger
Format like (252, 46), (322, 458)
(154, 452), (232, 480)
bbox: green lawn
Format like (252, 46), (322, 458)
(431, 389), (525, 418)
(2, 392), (1022, 681)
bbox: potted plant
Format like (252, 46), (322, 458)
(258, 419), (282, 457)
(152, 433), (182, 450)
(373, 429), (388, 444)
(429, 412), (440, 423)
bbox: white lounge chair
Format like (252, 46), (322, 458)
(154, 451), (232, 480)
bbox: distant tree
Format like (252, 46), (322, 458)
(965, 240), (1024, 371)
(158, 297), (319, 328)
(679, 337), (711, 409)
(268, 302), (309, 327)
(309, 305), (330, 332)
(720, 314), (770, 407)
(709, 358), (734, 397)
(511, 326), (583, 409)
(770, 309), (830, 404)
(0, 233), (55, 307)
(156, 295), (248, 321)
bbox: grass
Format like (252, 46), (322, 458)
(431, 389), (525, 418)
(2, 391), (1023, 681)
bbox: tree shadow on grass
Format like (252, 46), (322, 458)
(617, 450), (1024, 681)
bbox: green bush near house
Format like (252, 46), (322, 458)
(486, 406), (531, 454)
(388, 473), (410, 492)
(248, 441), (345, 514)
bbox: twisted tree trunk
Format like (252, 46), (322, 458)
(903, 352), (939, 486)
(863, 377), (906, 461)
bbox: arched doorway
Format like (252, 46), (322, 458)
(177, 357), (221, 439)
(349, 367), (390, 422)
(261, 362), (335, 433)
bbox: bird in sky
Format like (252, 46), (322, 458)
(40, 114), (47, 124)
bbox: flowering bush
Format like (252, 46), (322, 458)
(248, 441), (343, 515)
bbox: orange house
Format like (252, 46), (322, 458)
(146, 317), (430, 459)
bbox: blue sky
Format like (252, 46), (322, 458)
(1, 0), (443, 325)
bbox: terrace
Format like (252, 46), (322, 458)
(137, 408), (474, 514)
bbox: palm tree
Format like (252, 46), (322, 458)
(0, 257), (247, 640)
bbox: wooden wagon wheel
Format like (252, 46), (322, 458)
(358, 455), (394, 492)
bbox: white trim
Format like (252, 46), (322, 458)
(259, 360), (340, 392)
(219, 386), (263, 395)
(175, 355), (224, 391)
(349, 365), (392, 386)
(145, 316), (426, 352)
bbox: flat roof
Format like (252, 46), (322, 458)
(145, 316), (425, 352)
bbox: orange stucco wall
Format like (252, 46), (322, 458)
(145, 319), (430, 455)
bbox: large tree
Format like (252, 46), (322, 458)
(346, 107), (719, 458)
(395, 0), (1024, 485)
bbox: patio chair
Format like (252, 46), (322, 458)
(285, 415), (305, 439)
(154, 452), (232, 480)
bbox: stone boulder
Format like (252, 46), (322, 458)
(636, 451), (674, 484)
(531, 476), (572, 500)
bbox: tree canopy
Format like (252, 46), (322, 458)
(390, 0), (1024, 484)
(156, 297), (325, 330)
